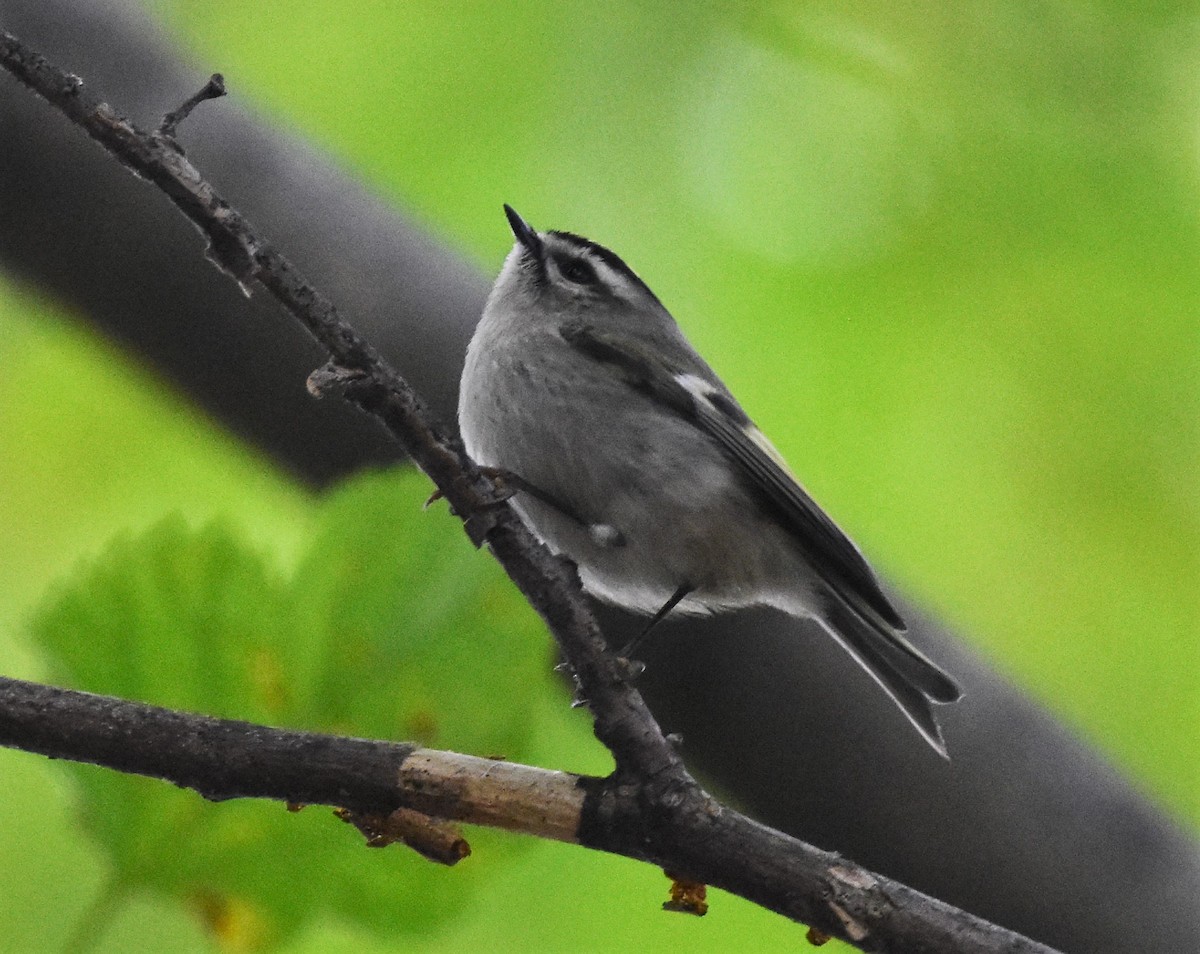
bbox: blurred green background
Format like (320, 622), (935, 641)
(1, 1), (1197, 951)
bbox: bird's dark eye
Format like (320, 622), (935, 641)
(559, 257), (598, 286)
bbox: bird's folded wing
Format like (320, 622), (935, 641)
(560, 320), (905, 631)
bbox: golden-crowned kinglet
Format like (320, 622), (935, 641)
(459, 206), (961, 755)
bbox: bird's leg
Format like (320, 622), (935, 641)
(619, 582), (694, 661)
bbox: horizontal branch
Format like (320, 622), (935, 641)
(0, 676), (1059, 954)
(0, 674), (584, 839)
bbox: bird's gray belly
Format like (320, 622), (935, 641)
(461, 345), (809, 615)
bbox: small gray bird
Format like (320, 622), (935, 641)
(459, 206), (962, 755)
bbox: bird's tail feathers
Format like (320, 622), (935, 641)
(818, 599), (963, 759)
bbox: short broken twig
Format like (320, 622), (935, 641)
(157, 71), (225, 141)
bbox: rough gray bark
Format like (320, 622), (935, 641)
(0, 676), (1062, 953)
(1, 3), (1196, 952)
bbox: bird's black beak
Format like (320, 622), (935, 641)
(504, 204), (544, 262)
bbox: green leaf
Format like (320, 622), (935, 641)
(285, 469), (551, 758)
(31, 469), (556, 947)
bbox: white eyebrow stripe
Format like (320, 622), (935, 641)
(586, 255), (625, 289)
(543, 231), (663, 305)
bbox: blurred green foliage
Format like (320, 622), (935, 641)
(29, 475), (551, 948)
(1, 1), (1197, 951)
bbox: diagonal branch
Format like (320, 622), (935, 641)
(0, 29), (1061, 954)
(0, 27), (680, 787)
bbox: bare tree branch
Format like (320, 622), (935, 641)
(0, 675), (1060, 954)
